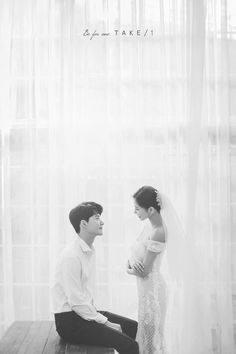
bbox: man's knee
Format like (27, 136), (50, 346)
(121, 319), (138, 340)
(126, 340), (139, 354)
(118, 338), (139, 354)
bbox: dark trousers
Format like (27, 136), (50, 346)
(54, 311), (139, 354)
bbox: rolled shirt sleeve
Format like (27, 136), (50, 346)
(62, 257), (108, 324)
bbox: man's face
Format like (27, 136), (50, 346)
(134, 200), (148, 221)
(86, 213), (104, 236)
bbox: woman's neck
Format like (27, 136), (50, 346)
(148, 212), (162, 228)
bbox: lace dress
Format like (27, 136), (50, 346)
(129, 227), (167, 354)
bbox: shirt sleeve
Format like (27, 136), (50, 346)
(61, 257), (107, 324)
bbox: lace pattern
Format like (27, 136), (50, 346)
(130, 228), (168, 354)
(136, 271), (167, 354)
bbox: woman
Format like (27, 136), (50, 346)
(127, 186), (167, 354)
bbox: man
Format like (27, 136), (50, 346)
(52, 201), (139, 354)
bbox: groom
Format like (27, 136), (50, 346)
(51, 201), (139, 354)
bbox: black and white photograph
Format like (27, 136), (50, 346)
(0, 1), (236, 353)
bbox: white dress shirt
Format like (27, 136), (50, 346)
(51, 237), (107, 324)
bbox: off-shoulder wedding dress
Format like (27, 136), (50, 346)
(129, 225), (167, 354)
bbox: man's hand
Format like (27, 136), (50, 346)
(105, 321), (122, 332)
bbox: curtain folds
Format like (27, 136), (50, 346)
(0, 0), (235, 352)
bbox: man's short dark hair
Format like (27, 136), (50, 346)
(69, 202), (103, 234)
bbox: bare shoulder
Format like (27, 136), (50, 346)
(150, 226), (166, 243)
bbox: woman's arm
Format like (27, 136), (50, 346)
(126, 260), (144, 276)
(133, 251), (159, 277)
(134, 227), (165, 278)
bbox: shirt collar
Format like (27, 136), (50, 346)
(76, 237), (94, 253)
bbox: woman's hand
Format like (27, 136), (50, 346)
(132, 260), (144, 274)
(126, 259), (146, 277)
(126, 260), (132, 272)
(127, 260), (131, 269)
(127, 260), (137, 275)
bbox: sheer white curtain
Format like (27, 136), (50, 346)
(0, 0), (235, 352)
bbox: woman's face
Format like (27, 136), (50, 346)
(134, 199), (148, 221)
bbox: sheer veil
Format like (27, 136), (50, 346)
(160, 193), (211, 354)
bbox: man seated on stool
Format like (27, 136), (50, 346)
(51, 201), (139, 354)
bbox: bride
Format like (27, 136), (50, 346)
(127, 186), (168, 354)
